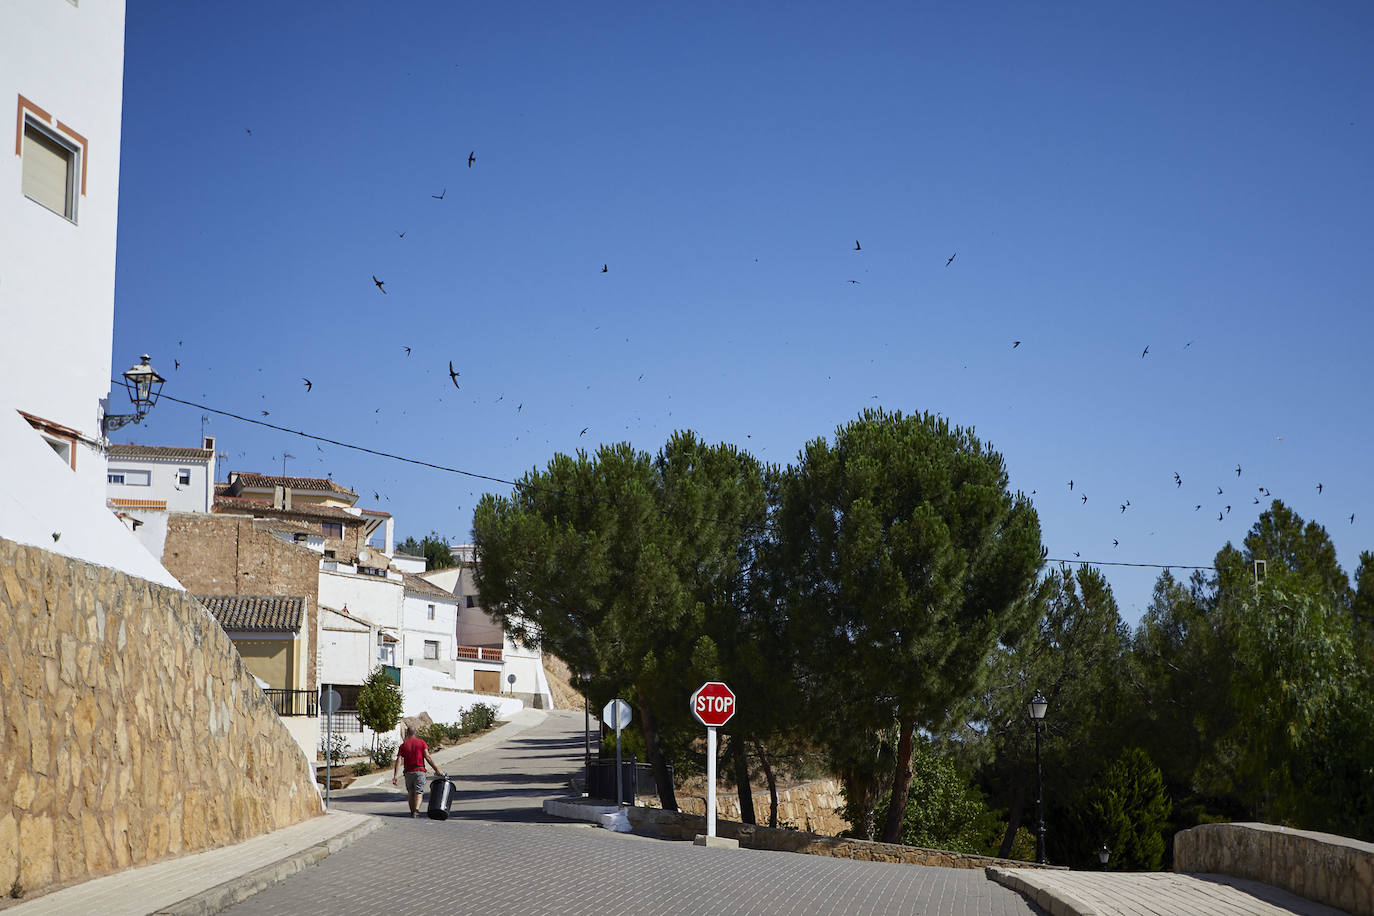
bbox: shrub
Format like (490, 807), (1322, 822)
(369, 738), (397, 770)
(872, 740), (1003, 854)
(351, 762), (373, 776)
(319, 732), (348, 764)
(462, 702), (499, 734)
(420, 723), (447, 749)
(1065, 747), (1172, 870)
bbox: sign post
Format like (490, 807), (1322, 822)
(690, 681), (736, 839)
(602, 698), (632, 805)
(320, 686), (341, 808)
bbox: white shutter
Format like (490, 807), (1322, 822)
(22, 125), (74, 217)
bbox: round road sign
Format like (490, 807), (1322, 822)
(320, 688), (342, 715)
(691, 681), (736, 727)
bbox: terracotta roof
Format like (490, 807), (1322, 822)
(108, 444), (213, 461)
(213, 496), (364, 523)
(107, 498), (168, 510)
(227, 473), (357, 497)
(402, 572), (459, 602)
(198, 595), (304, 631)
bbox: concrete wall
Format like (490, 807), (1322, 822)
(162, 513), (320, 691)
(1174, 822), (1374, 916)
(1, 0), (126, 507)
(0, 537), (322, 900)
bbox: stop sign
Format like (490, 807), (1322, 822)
(691, 681), (737, 727)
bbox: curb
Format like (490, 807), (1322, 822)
(543, 796), (622, 823)
(985, 866), (1098, 916)
(152, 817), (382, 916)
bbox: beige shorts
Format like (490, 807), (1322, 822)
(404, 771), (427, 794)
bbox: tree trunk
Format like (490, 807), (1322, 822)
(729, 736), (756, 825)
(639, 699), (678, 811)
(880, 717), (916, 844)
(753, 737), (779, 828)
(999, 785), (1026, 859)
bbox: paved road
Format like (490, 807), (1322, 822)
(224, 710), (1043, 916)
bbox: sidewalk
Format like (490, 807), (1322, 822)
(986, 867), (1349, 916)
(5, 710), (545, 916)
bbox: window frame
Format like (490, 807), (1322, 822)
(423, 640), (439, 660)
(177, 468), (192, 486)
(320, 521), (343, 539)
(18, 104), (84, 223)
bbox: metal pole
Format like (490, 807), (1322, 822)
(324, 684), (332, 809)
(1035, 719), (1045, 864)
(583, 692), (591, 797)
(706, 726), (718, 838)
(615, 714), (624, 806)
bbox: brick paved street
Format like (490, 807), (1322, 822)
(224, 710), (1043, 916)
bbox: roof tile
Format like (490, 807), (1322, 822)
(197, 594), (304, 631)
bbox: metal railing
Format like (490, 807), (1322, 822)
(263, 689), (319, 717)
(586, 758), (665, 804)
(321, 711), (363, 733)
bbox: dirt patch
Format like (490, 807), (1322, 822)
(543, 655), (582, 711)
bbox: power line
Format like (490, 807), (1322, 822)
(1045, 558), (1215, 571)
(141, 387), (1221, 572)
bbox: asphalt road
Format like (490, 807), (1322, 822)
(223, 710), (1042, 916)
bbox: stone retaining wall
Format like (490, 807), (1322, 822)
(625, 805), (1055, 870)
(1174, 822), (1373, 916)
(0, 537), (323, 901)
(672, 778), (849, 836)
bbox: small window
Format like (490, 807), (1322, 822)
(423, 640), (439, 660)
(465, 596), (477, 608)
(22, 119), (78, 221)
(321, 522), (343, 538)
(177, 468), (192, 486)
(109, 469), (150, 486)
(107, 472), (125, 485)
(427, 604), (435, 620)
(323, 549), (336, 559)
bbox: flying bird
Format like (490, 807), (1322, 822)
(946, 253), (956, 266)
(1253, 497), (1260, 504)
(404, 346), (411, 356)
(1013, 341), (1021, 348)
(1217, 487), (1223, 495)
(1317, 482), (1323, 494)
(1218, 512), (1224, 521)
(468, 151), (476, 168)
(372, 275), (387, 294)
(1073, 552), (1080, 558)
(432, 188), (446, 199)
(854, 240), (862, 251)
(579, 427), (589, 436)
(396, 231), (406, 238)
(174, 359), (180, 371)
(1112, 539), (1119, 548)
(1081, 494), (1087, 504)
(1235, 464), (1242, 477)
(848, 280), (861, 284)
(1141, 346), (1149, 358)
(1351, 514), (1356, 524)
(1195, 505), (1202, 511)
(1068, 480), (1073, 491)
(1120, 504), (1127, 513)
(1225, 505), (1231, 514)
(302, 378), (312, 392)
(260, 410), (270, 417)
(1174, 472), (1181, 487)
(448, 361), (460, 388)
(602, 264), (608, 273)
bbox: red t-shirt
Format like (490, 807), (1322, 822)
(399, 735), (428, 772)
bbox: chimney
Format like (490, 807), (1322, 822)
(273, 485), (285, 509)
(284, 486), (292, 510)
(203, 434), (215, 452)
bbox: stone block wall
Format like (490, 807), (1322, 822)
(1174, 822), (1374, 916)
(0, 537), (323, 901)
(162, 513), (320, 691)
(673, 778), (849, 836)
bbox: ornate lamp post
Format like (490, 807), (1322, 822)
(1029, 689), (1048, 864)
(1099, 845), (1111, 870)
(102, 355), (165, 435)
(580, 670), (592, 797)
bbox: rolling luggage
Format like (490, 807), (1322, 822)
(427, 775), (455, 820)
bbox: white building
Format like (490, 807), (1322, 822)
(105, 437), (217, 557)
(0, 0), (177, 588)
(400, 572), (460, 675)
(3, 0), (133, 506)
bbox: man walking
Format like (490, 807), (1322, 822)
(393, 725), (442, 817)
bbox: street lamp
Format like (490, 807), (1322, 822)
(1099, 845), (1110, 870)
(1029, 689), (1048, 864)
(102, 355), (165, 435)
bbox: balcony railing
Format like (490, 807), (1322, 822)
(263, 688), (318, 717)
(456, 645), (503, 662)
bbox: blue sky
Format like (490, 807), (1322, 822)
(111, 2), (1374, 624)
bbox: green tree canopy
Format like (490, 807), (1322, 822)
(356, 665), (403, 746)
(773, 409), (1044, 842)
(1066, 747), (1172, 871)
(471, 431), (767, 810)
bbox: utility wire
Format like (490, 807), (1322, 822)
(143, 387), (1219, 572)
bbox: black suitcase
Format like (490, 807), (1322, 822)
(427, 775), (455, 820)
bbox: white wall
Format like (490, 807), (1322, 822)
(107, 456), (213, 513)
(318, 614), (374, 688)
(1, 0), (128, 507)
(0, 404), (179, 588)
(318, 569), (403, 631)
(401, 593), (459, 671)
(400, 666), (523, 723)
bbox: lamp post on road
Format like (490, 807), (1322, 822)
(1029, 690), (1048, 865)
(1099, 845), (1111, 870)
(579, 670), (592, 797)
